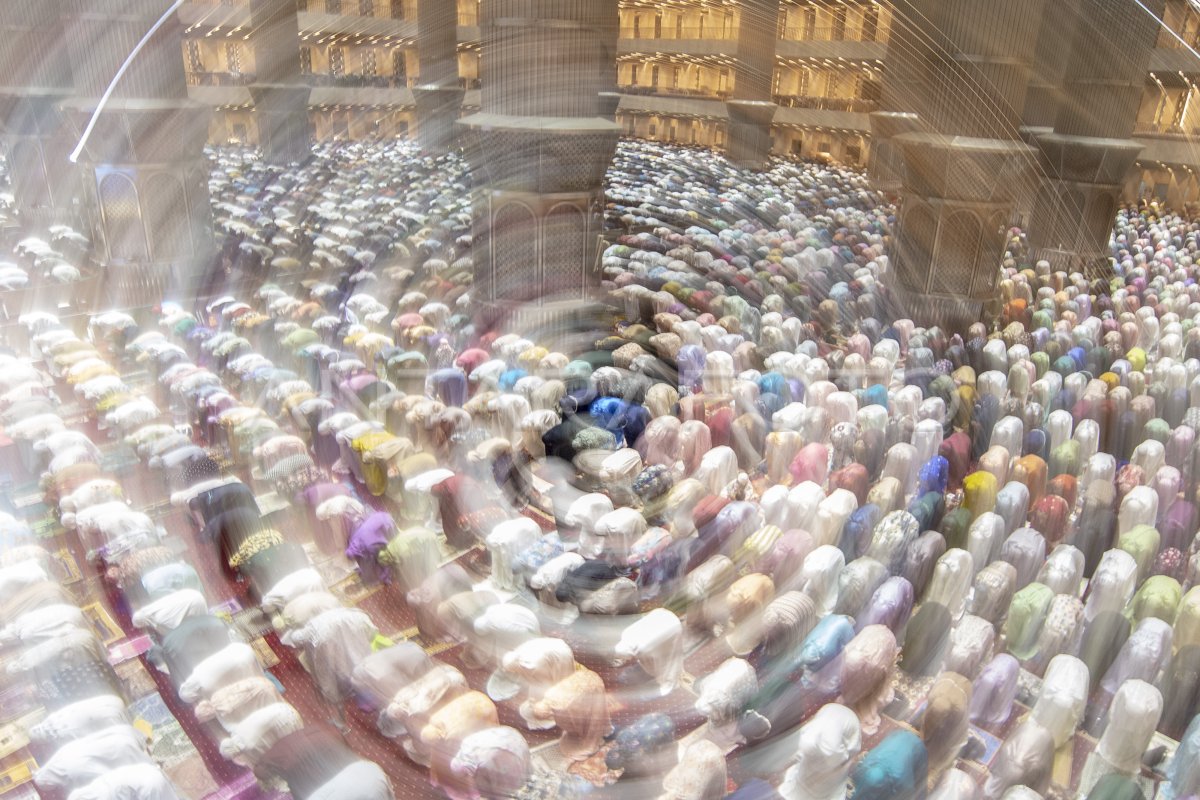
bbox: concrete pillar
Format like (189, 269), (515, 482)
(881, 0), (1046, 332)
(1026, 0), (1162, 278)
(727, 0), (779, 170)
(413, 0), (463, 153)
(867, 0), (928, 191)
(459, 0), (620, 329)
(867, 111), (922, 194)
(60, 0), (215, 310)
(0, 0), (78, 228)
(248, 0), (311, 165)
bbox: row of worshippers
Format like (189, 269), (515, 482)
(15, 311), (397, 800)
(0, 332), (187, 800)
(57, 136), (1200, 798)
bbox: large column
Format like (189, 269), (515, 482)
(882, 0), (1045, 332)
(1026, 0), (1161, 277)
(0, 0), (77, 229)
(413, 0), (464, 153)
(867, 0), (927, 192)
(60, 0), (215, 309)
(459, 0), (620, 329)
(248, 0), (311, 165)
(726, 0), (780, 170)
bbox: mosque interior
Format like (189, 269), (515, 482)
(3, 1), (1200, 799)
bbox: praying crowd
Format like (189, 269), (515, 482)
(1, 137), (1200, 800)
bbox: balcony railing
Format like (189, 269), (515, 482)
(779, 25), (884, 43)
(773, 94), (876, 112)
(620, 85), (732, 101)
(618, 26), (736, 40)
(310, 74), (413, 88)
(187, 71), (255, 86)
(1134, 122), (1200, 137)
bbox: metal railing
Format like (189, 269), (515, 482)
(778, 25), (885, 43)
(618, 26), (737, 40)
(1134, 122), (1200, 137)
(619, 84), (732, 101)
(773, 94), (877, 112)
(186, 71), (255, 86)
(309, 74), (413, 88)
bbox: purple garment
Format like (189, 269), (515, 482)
(969, 653), (1020, 728)
(685, 501), (750, 573)
(1163, 500), (1198, 554)
(856, 576), (914, 635)
(428, 368), (468, 407)
(756, 529), (814, 590)
(346, 511), (397, 585)
(298, 481), (352, 510)
(677, 345), (706, 392)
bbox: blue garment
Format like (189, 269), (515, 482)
(1163, 713), (1200, 800)
(724, 779), (782, 800)
(840, 504), (881, 561)
(795, 614), (854, 674)
(756, 372), (787, 399)
(862, 383), (888, 409)
(498, 368), (527, 392)
(850, 730), (928, 800)
(917, 455), (949, 497)
(427, 368), (468, 407)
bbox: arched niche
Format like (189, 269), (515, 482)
(98, 172), (147, 262)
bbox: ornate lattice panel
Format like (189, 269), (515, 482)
(896, 201), (936, 294)
(544, 134), (617, 193)
(491, 202), (538, 304)
(143, 173), (189, 261)
(99, 172), (147, 262)
(932, 209), (983, 297)
(541, 202), (587, 302)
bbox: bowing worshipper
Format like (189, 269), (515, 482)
(32, 135), (1200, 800)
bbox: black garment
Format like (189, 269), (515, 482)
(36, 660), (125, 711)
(255, 726), (359, 799)
(204, 507), (267, 568)
(155, 614), (235, 687)
(555, 561), (624, 605)
(240, 540), (310, 597)
(542, 418), (586, 463)
(181, 454), (222, 489)
(189, 482), (257, 525)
